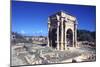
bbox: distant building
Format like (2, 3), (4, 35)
(48, 11), (78, 50)
(32, 36), (47, 42)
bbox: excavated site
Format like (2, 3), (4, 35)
(11, 43), (96, 66)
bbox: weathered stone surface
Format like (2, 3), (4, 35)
(11, 43), (96, 66)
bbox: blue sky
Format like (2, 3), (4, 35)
(11, 1), (96, 36)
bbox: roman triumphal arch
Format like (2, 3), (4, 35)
(48, 11), (78, 50)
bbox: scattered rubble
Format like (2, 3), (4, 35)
(11, 43), (96, 66)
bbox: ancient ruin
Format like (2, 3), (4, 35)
(11, 11), (96, 66)
(48, 11), (78, 50)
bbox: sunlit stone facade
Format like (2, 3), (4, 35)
(48, 11), (78, 50)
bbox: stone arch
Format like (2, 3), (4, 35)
(66, 28), (73, 47)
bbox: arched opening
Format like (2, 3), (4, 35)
(66, 29), (73, 47)
(51, 28), (57, 48)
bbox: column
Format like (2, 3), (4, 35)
(47, 17), (50, 47)
(64, 18), (68, 50)
(65, 28), (67, 50)
(75, 20), (77, 47)
(73, 29), (75, 47)
(61, 17), (64, 51)
(56, 15), (60, 50)
(57, 21), (60, 50)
